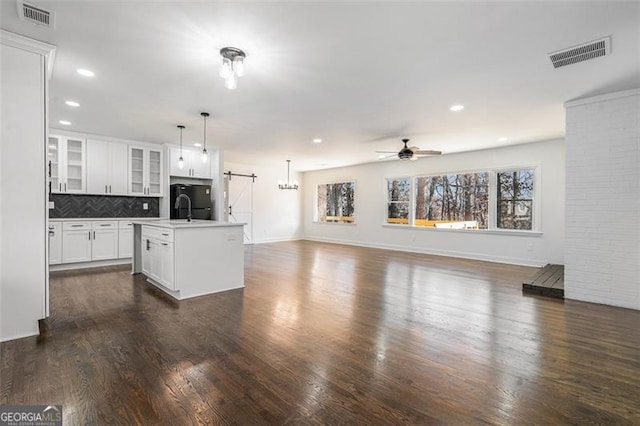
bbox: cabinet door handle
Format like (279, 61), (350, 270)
(64, 183), (67, 192)
(93, 231), (95, 239)
(100, 224), (110, 227)
(88, 231), (91, 240)
(146, 239), (150, 250)
(161, 243), (168, 246)
(161, 233), (169, 236)
(49, 181), (52, 194)
(109, 185), (112, 193)
(71, 224), (83, 227)
(105, 185), (108, 193)
(59, 183), (62, 192)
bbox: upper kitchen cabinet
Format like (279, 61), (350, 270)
(86, 139), (128, 195)
(48, 135), (86, 194)
(129, 145), (163, 197)
(169, 147), (212, 179)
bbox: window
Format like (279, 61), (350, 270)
(497, 169), (534, 230)
(317, 182), (356, 223)
(415, 173), (489, 229)
(386, 178), (410, 224)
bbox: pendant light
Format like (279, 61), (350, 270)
(201, 112), (209, 163)
(177, 125), (185, 169)
(278, 160), (299, 190)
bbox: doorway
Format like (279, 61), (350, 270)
(225, 172), (254, 244)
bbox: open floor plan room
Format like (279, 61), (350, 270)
(2, 241), (639, 424)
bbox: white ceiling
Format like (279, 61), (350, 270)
(1, 1), (639, 171)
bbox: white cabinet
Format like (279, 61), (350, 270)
(62, 222), (92, 263)
(118, 221), (133, 258)
(169, 148), (211, 179)
(48, 135), (86, 194)
(141, 226), (175, 290)
(86, 140), (128, 195)
(91, 221), (118, 260)
(48, 222), (62, 265)
(129, 146), (163, 196)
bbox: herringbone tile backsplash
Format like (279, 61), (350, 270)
(49, 194), (160, 218)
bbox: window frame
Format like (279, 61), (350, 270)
(314, 180), (357, 224)
(382, 164), (541, 234)
(384, 176), (412, 226)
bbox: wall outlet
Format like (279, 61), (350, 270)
(143, 203), (149, 210)
(48, 201), (54, 209)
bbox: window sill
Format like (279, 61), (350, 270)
(312, 221), (357, 226)
(381, 224), (542, 237)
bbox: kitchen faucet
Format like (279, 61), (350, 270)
(174, 193), (192, 222)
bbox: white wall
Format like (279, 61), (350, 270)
(303, 139), (565, 267)
(565, 89), (640, 310)
(224, 161), (303, 243)
(1, 33), (54, 341)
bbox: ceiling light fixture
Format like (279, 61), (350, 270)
(194, 143), (201, 147)
(450, 104), (464, 112)
(65, 100), (80, 107)
(59, 120), (71, 126)
(498, 137), (508, 142)
(313, 138), (322, 144)
(177, 125), (185, 169)
(76, 68), (95, 77)
(219, 47), (246, 90)
(278, 160), (299, 190)
(201, 112), (209, 163)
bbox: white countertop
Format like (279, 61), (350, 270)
(132, 219), (245, 229)
(50, 217), (164, 222)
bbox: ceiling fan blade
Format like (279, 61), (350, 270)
(375, 150), (398, 154)
(414, 150), (442, 156)
(377, 153), (397, 160)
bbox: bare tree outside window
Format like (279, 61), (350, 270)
(414, 172), (489, 229)
(387, 178), (410, 224)
(317, 182), (356, 223)
(497, 169), (534, 230)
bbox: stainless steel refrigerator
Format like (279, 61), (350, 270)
(170, 184), (213, 220)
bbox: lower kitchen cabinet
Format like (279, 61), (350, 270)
(141, 226), (175, 290)
(62, 227), (92, 263)
(91, 221), (118, 260)
(48, 222), (62, 265)
(118, 222), (133, 259)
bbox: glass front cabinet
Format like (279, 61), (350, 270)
(48, 135), (86, 194)
(128, 146), (163, 197)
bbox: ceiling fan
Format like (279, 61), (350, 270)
(377, 138), (442, 161)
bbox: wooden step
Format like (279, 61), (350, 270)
(522, 264), (564, 299)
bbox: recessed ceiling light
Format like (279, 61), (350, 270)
(449, 104), (464, 112)
(76, 68), (95, 77)
(59, 120), (71, 126)
(65, 100), (80, 107)
(194, 143), (202, 147)
(498, 137), (508, 142)
(313, 138), (322, 143)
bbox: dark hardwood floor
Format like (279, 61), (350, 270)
(2, 240), (640, 424)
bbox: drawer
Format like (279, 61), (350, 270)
(118, 220), (133, 229)
(92, 220), (117, 229)
(141, 225), (174, 243)
(63, 222), (92, 231)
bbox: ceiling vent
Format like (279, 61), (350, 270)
(549, 36), (610, 69)
(17, 1), (55, 28)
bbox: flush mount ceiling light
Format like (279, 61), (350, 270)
(65, 100), (80, 107)
(313, 138), (322, 144)
(449, 104), (464, 112)
(201, 112), (209, 163)
(278, 160), (299, 190)
(59, 120), (71, 126)
(76, 68), (94, 77)
(177, 125), (185, 169)
(219, 47), (246, 90)
(498, 137), (508, 142)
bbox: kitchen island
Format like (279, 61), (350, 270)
(131, 220), (245, 300)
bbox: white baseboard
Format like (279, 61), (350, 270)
(301, 236), (547, 268)
(249, 236), (303, 244)
(50, 258), (131, 272)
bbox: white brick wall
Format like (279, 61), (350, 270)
(565, 89), (640, 309)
